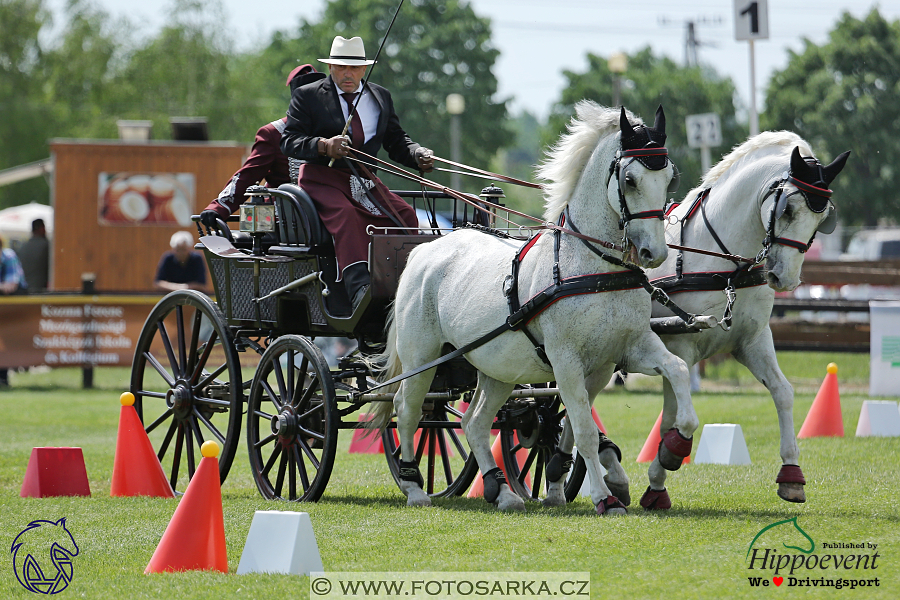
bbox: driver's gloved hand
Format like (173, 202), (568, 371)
(200, 209), (221, 227)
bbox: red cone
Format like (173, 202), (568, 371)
(467, 432), (530, 498)
(636, 411), (690, 464)
(798, 363), (844, 438)
(111, 393), (174, 497)
(20, 447), (91, 498)
(145, 441), (227, 574)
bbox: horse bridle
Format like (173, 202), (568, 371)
(606, 145), (680, 230)
(760, 160), (837, 254)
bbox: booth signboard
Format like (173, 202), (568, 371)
(98, 172), (195, 227)
(870, 300), (900, 396)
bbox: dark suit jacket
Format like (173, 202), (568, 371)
(280, 75), (421, 172)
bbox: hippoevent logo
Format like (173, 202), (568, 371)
(11, 518), (80, 594)
(745, 516), (880, 590)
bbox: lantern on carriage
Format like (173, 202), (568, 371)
(479, 185), (505, 228)
(240, 185), (276, 254)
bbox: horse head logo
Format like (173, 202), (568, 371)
(747, 516), (815, 560)
(11, 518), (80, 594)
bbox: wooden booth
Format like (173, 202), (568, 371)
(50, 139), (248, 293)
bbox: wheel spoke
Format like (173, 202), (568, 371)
(254, 433), (277, 449)
(297, 401), (324, 421)
(145, 408), (174, 435)
(185, 424), (197, 477)
(518, 446), (538, 487)
(253, 409), (275, 421)
(293, 355), (310, 405)
(191, 396), (232, 409)
(295, 373), (319, 411)
(143, 352), (175, 388)
(288, 445), (297, 500)
(195, 362), (228, 391)
(273, 357), (288, 404)
(294, 445), (310, 491)
(261, 444), (282, 479)
(414, 428), (428, 463)
(531, 450), (545, 500)
(436, 429), (454, 486)
(286, 350), (295, 403)
(274, 451), (288, 497)
(426, 430), (436, 494)
(446, 428), (468, 460)
(136, 390), (167, 400)
(190, 330), (219, 385)
(157, 419), (177, 462)
(187, 309), (203, 377)
(192, 407), (225, 444)
(175, 305), (186, 376)
(297, 426), (325, 442)
(156, 321), (181, 378)
(170, 425), (184, 488)
(296, 436), (321, 469)
(260, 379), (284, 412)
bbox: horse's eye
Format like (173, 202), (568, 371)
(624, 173), (636, 187)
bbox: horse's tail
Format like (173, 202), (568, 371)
(360, 310), (402, 438)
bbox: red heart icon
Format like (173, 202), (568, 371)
(773, 577), (783, 586)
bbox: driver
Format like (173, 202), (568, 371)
(280, 35), (434, 312)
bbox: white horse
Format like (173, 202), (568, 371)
(370, 102), (696, 515)
(554, 131), (850, 510)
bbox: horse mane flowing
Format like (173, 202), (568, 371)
(699, 131), (813, 191)
(537, 101), (642, 222)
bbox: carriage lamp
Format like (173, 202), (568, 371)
(479, 185), (505, 228)
(239, 196), (276, 233)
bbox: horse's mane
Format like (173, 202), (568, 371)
(537, 101), (640, 221)
(702, 130), (813, 188)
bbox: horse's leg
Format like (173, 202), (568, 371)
(733, 330), (805, 502)
(554, 363), (625, 516)
(462, 374), (523, 511)
(642, 376), (677, 510)
(625, 334), (698, 505)
(546, 366), (629, 507)
(394, 369), (438, 507)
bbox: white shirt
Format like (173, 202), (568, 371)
(337, 82), (380, 144)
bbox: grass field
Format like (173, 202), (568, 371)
(1, 356), (897, 599)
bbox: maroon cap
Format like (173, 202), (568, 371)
(286, 64), (317, 86)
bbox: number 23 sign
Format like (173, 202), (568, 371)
(733, 0), (769, 40)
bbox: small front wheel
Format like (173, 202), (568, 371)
(247, 335), (338, 501)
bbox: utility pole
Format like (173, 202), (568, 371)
(658, 15), (724, 67)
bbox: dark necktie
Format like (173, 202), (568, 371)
(341, 92), (365, 149)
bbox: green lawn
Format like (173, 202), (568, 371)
(1, 361), (897, 599)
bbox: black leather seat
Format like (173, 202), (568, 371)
(274, 183), (330, 247)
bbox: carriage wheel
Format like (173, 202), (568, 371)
(382, 400), (478, 498)
(498, 397), (581, 503)
(130, 290), (242, 492)
(247, 335), (338, 502)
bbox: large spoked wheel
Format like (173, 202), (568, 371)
(499, 396), (580, 503)
(247, 335), (338, 502)
(382, 400), (478, 497)
(130, 290), (242, 492)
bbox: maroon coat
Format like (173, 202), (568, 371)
(205, 118), (297, 219)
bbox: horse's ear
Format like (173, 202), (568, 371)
(619, 106), (631, 136)
(654, 105), (666, 136)
(822, 150), (851, 185)
(789, 146), (808, 177)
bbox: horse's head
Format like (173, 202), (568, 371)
(608, 106), (678, 268)
(760, 146), (851, 291)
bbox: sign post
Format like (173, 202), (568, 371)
(685, 113), (722, 175)
(733, 0), (769, 136)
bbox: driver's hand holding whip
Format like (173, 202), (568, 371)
(319, 135), (353, 160)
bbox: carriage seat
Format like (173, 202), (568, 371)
(270, 183), (331, 249)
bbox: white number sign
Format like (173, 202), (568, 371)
(734, 0), (769, 41)
(685, 113), (722, 149)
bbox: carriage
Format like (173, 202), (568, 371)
(129, 181), (584, 503)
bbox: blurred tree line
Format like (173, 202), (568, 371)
(2, 0), (898, 226)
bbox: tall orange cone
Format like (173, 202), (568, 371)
(145, 441), (227, 574)
(348, 414), (385, 454)
(467, 432), (530, 498)
(636, 411), (690, 464)
(591, 407), (608, 435)
(111, 393), (174, 498)
(798, 362), (844, 438)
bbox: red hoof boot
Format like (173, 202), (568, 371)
(640, 486), (672, 510)
(776, 464), (806, 503)
(595, 495), (627, 516)
(658, 428), (693, 471)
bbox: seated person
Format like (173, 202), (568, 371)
(154, 231), (207, 292)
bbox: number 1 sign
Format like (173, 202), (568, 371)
(734, 0), (769, 41)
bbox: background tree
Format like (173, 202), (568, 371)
(763, 9), (900, 227)
(253, 0), (511, 190)
(544, 48), (744, 204)
(0, 0), (52, 208)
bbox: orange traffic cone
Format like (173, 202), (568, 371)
(591, 407), (608, 435)
(636, 411), (691, 464)
(798, 362), (844, 438)
(145, 441), (227, 574)
(348, 414), (385, 454)
(467, 432), (530, 498)
(111, 393), (174, 498)
(20, 447), (91, 498)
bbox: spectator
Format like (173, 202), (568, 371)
(154, 231), (207, 292)
(18, 218), (50, 292)
(0, 237), (26, 386)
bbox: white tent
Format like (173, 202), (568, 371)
(0, 202), (53, 245)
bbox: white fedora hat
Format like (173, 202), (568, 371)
(319, 36), (375, 66)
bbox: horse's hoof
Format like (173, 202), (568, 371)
(777, 482), (806, 503)
(604, 475), (631, 507)
(406, 490), (432, 507)
(639, 486), (671, 510)
(542, 492), (566, 508)
(595, 495), (627, 516)
(497, 490), (526, 512)
(658, 429), (692, 471)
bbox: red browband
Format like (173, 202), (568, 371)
(621, 147), (668, 158)
(789, 176), (832, 197)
